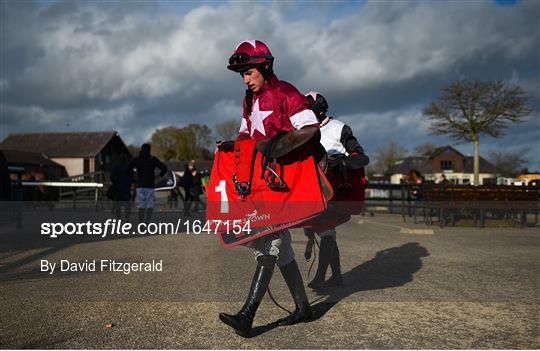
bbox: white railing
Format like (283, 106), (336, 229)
(6, 167), (105, 228)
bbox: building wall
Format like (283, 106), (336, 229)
(391, 174), (404, 184)
(431, 150), (464, 173)
(445, 172), (496, 185)
(51, 158), (83, 176)
(427, 172), (496, 185)
(433, 172), (467, 184)
(391, 172), (497, 185)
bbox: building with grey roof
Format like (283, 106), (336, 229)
(386, 145), (497, 185)
(0, 131), (131, 177)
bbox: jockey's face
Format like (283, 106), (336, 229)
(241, 67), (265, 93)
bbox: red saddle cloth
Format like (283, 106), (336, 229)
(328, 166), (366, 215)
(303, 165), (366, 233)
(206, 139), (332, 248)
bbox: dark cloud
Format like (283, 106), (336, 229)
(1, 0), (538, 168)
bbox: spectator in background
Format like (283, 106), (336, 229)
(180, 163), (194, 217)
(128, 143), (167, 224)
(191, 167), (203, 212)
(111, 153), (133, 220)
(201, 170), (210, 190)
(167, 187), (179, 209)
(439, 174), (449, 184)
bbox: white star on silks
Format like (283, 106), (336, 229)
(249, 99), (273, 137)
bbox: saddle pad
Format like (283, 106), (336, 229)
(206, 140), (330, 248)
(154, 170), (177, 191)
(302, 167), (366, 233)
(327, 167), (366, 215)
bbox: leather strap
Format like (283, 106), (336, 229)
(232, 139), (258, 198)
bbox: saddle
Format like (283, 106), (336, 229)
(254, 127), (318, 158)
(207, 128), (333, 248)
(216, 127), (318, 156)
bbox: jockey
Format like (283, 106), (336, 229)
(218, 40), (318, 337)
(304, 91), (369, 289)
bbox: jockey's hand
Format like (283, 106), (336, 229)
(216, 140), (234, 152)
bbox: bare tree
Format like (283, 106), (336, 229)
(423, 80), (531, 185)
(184, 124), (213, 159)
(372, 140), (408, 175)
(214, 119), (240, 142)
(488, 148), (530, 178)
(413, 142), (437, 156)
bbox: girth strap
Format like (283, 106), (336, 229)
(232, 139), (258, 199)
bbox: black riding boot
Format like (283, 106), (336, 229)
(326, 240), (343, 287)
(219, 255), (276, 337)
(308, 236), (334, 289)
(277, 259), (314, 326)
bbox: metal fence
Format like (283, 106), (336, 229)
(364, 183), (415, 214)
(3, 169), (538, 229)
(4, 167), (104, 228)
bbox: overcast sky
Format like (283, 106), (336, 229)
(1, 0), (539, 169)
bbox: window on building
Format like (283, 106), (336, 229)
(440, 160), (454, 171)
(83, 159), (90, 174)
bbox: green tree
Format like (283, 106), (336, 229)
(150, 124), (213, 161)
(423, 80), (531, 185)
(151, 127), (186, 161)
(184, 124), (213, 160)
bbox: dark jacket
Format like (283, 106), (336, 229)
(179, 166), (193, 189)
(128, 149), (167, 188)
(191, 171), (203, 196)
(111, 161), (133, 201)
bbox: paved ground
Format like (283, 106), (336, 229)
(0, 208), (538, 349)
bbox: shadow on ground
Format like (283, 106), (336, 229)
(311, 242), (429, 318)
(249, 242), (429, 337)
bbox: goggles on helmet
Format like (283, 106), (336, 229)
(228, 52), (273, 66)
